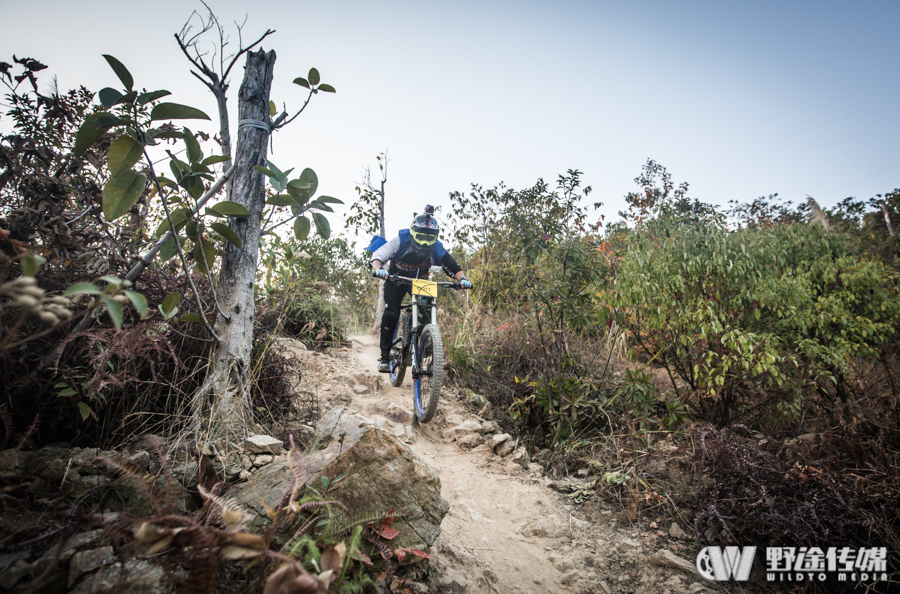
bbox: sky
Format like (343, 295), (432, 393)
(2, 0), (899, 246)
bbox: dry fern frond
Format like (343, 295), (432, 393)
(180, 523), (220, 594)
(98, 456), (168, 514)
(280, 515), (322, 554)
(288, 499), (349, 516)
(326, 512), (387, 542)
(198, 484), (247, 533)
(363, 526), (394, 581)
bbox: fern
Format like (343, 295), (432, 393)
(198, 484), (247, 532)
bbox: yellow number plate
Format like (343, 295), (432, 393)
(412, 279), (437, 297)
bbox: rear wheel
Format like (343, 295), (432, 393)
(389, 312), (408, 387)
(413, 324), (443, 423)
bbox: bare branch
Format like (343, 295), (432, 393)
(174, 32), (217, 86)
(275, 89), (314, 129)
(144, 149), (221, 341)
(222, 28), (275, 82)
(189, 70), (216, 94)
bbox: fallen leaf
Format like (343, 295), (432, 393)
(263, 563), (319, 594)
(320, 541), (347, 573)
(317, 569), (335, 586)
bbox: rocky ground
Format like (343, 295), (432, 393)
(0, 333), (746, 593)
(294, 334), (727, 594)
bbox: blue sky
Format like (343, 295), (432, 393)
(3, 0), (898, 244)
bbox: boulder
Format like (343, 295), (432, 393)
(457, 434), (484, 448)
(63, 475), (112, 501)
(441, 420), (482, 439)
(233, 406), (448, 556)
(384, 403), (413, 425)
(309, 407), (375, 450)
(491, 433), (516, 456)
(464, 390), (488, 407)
(495, 440), (516, 457)
(491, 433), (510, 448)
(68, 546), (115, 587)
(106, 473), (193, 516)
(69, 560), (168, 594)
(253, 454), (274, 467)
(243, 435), (283, 455)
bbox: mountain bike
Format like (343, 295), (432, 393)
(376, 274), (467, 423)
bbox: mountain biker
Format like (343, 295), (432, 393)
(370, 205), (472, 372)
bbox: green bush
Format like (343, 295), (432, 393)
(615, 221), (900, 427)
(260, 282), (347, 347)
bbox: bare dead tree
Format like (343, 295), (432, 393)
(192, 48), (275, 440)
(880, 201), (896, 237)
(348, 151), (389, 334)
(175, 2), (274, 199)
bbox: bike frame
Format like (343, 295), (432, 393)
(408, 292), (436, 381)
(382, 274), (458, 378)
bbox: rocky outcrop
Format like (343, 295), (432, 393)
(233, 406), (449, 555)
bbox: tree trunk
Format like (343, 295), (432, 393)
(216, 90), (235, 200)
(882, 201), (896, 237)
(193, 49), (275, 439)
(370, 181), (387, 336)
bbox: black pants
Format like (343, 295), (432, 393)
(379, 280), (431, 358)
(380, 280), (409, 358)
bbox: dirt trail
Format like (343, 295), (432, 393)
(289, 333), (712, 594)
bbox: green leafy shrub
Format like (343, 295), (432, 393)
(260, 282), (347, 348)
(615, 220), (900, 427)
(261, 233), (371, 334)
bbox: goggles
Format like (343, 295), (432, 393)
(411, 229), (438, 247)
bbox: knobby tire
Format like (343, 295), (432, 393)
(414, 324), (443, 423)
(389, 312), (407, 387)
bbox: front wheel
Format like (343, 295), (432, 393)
(389, 312), (408, 387)
(413, 324), (443, 423)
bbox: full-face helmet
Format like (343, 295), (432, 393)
(410, 205), (439, 254)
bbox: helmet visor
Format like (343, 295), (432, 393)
(411, 228), (438, 247)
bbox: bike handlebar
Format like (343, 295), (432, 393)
(372, 272), (470, 289)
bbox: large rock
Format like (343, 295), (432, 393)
(234, 407), (448, 556)
(68, 560), (168, 594)
(243, 435), (283, 455)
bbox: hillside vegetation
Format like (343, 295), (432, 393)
(1, 52), (899, 592)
